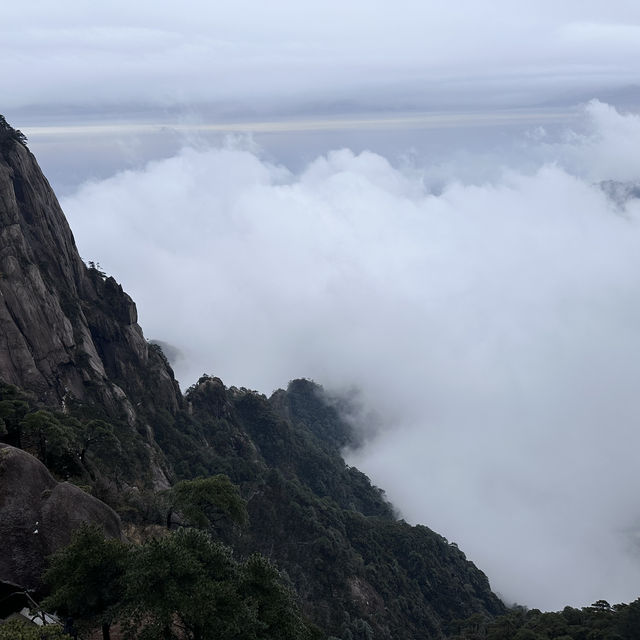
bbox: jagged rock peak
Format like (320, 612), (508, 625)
(0, 118), (181, 420)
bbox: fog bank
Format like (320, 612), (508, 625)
(63, 101), (640, 609)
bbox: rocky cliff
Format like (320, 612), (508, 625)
(0, 443), (122, 591)
(0, 133), (180, 419)
(0, 126), (184, 492)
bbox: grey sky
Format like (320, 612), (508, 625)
(4, 1), (640, 121)
(5, 0), (640, 615)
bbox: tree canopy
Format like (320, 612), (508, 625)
(0, 114), (27, 150)
(42, 525), (317, 640)
(0, 620), (70, 640)
(42, 524), (129, 640)
(165, 475), (248, 532)
(447, 599), (640, 640)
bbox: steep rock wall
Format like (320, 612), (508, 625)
(0, 139), (181, 421)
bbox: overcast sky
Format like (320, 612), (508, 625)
(4, 1), (640, 120)
(6, 0), (640, 614)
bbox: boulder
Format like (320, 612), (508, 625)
(0, 443), (122, 591)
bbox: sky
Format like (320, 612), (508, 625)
(5, 0), (640, 612)
(4, 1), (640, 117)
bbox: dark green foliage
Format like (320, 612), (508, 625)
(238, 553), (316, 640)
(76, 419), (118, 464)
(147, 341), (170, 368)
(6, 371), (507, 638)
(165, 475), (248, 531)
(61, 374), (503, 638)
(42, 524), (129, 640)
(0, 382), (33, 448)
(448, 599), (640, 640)
(123, 529), (315, 640)
(0, 620), (70, 639)
(0, 114), (28, 153)
(0, 382), (160, 510)
(19, 411), (78, 475)
(43, 526), (315, 640)
(232, 386), (393, 519)
(276, 378), (354, 449)
(239, 464), (502, 638)
(0, 386), (82, 478)
(124, 528), (243, 640)
(86, 261), (107, 278)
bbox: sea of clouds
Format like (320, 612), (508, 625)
(63, 101), (640, 610)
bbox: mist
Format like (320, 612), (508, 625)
(57, 100), (640, 610)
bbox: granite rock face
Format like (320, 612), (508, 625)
(0, 443), (123, 590)
(0, 137), (181, 420)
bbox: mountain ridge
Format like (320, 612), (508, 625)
(0, 119), (505, 639)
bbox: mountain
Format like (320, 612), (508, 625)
(0, 122), (180, 414)
(0, 117), (505, 639)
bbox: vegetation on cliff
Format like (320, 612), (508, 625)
(41, 524), (318, 640)
(447, 599), (640, 640)
(0, 115), (27, 153)
(0, 376), (504, 639)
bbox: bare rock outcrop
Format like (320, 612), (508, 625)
(0, 443), (123, 590)
(0, 127), (184, 489)
(0, 137), (181, 417)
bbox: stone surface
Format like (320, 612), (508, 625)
(0, 140), (181, 417)
(0, 137), (183, 489)
(0, 443), (123, 590)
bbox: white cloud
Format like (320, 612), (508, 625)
(541, 100), (640, 182)
(63, 102), (640, 609)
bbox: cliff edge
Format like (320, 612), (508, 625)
(0, 126), (181, 425)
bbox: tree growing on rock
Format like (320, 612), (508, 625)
(164, 475), (248, 533)
(0, 115), (27, 149)
(42, 524), (129, 640)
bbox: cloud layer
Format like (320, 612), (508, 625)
(63, 101), (640, 609)
(5, 2), (640, 115)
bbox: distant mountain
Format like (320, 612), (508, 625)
(0, 117), (505, 639)
(599, 179), (640, 206)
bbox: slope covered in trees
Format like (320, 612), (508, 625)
(447, 599), (640, 640)
(41, 524), (317, 640)
(0, 374), (505, 639)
